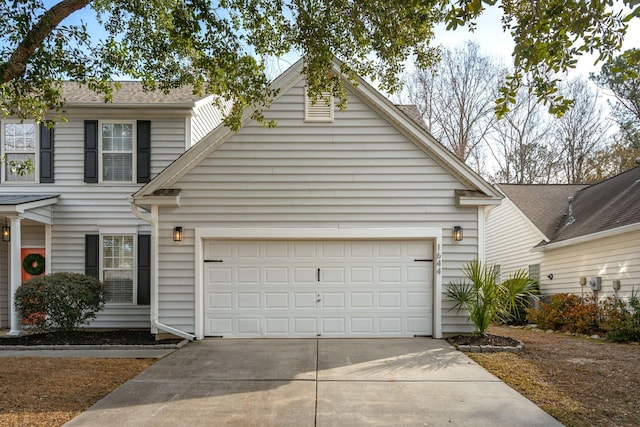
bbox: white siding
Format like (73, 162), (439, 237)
(0, 115), (187, 328)
(190, 97), (226, 147)
(541, 230), (640, 299)
(485, 198), (544, 280)
(157, 80), (481, 334)
(487, 197), (640, 301)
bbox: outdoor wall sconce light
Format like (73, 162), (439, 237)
(453, 226), (463, 242)
(173, 226), (183, 242)
(1, 226), (10, 242)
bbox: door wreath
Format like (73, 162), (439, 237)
(23, 253), (46, 276)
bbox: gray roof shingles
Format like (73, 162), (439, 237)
(62, 82), (205, 104)
(498, 184), (589, 240)
(500, 166), (640, 245)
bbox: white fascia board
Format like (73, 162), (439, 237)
(532, 222), (640, 252)
(457, 196), (503, 206)
(15, 197), (59, 213)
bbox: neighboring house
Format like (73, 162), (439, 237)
(2, 59), (503, 339)
(0, 83), (222, 334)
(486, 164), (640, 299)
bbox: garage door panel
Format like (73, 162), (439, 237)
(294, 293), (317, 308)
(293, 267), (316, 283)
(266, 293), (288, 308)
(204, 240), (433, 338)
(378, 292), (402, 308)
(265, 267), (288, 284)
(294, 318), (317, 333)
(350, 317), (374, 333)
(350, 292), (374, 308)
(266, 318), (289, 334)
(209, 293), (232, 309)
(322, 292), (345, 308)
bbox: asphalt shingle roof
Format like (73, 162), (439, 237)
(500, 165), (640, 245)
(498, 184), (589, 239)
(62, 82), (206, 104)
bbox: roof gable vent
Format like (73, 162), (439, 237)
(304, 89), (334, 123)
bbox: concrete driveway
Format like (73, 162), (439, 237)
(65, 339), (562, 426)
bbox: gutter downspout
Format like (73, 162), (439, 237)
(130, 202), (195, 341)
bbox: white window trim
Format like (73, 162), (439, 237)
(100, 233), (137, 305)
(0, 120), (39, 184)
(98, 120), (136, 184)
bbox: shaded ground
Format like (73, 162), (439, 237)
(0, 330), (182, 346)
(471, 326), (640, 427)
(0, 357), (154, 427)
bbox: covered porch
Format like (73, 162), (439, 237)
(0, 194), (59, 334)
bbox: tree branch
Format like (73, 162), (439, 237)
(2, 0), (92, 83)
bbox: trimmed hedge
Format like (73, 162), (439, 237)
(15, 272), (105, 332)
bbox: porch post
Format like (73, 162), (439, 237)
(8, 216), (22, 336)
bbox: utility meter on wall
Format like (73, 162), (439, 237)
(589, 277), (602, 291)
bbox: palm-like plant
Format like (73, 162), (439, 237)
(447, 260), (538, 336)
(499, 269), (539, 325)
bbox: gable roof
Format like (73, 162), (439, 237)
(498, 184), (589, 240)
(62, 82), (206, 106)
(131, 58), (502, 204)
(500, 165), (640, 249)
(550, 166), (640, 244)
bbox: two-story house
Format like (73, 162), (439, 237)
(0, 82), (222, 334)
(2, 59), (503, 339)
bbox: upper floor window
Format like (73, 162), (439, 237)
(1, 122), (38, 183)
(100, 122), (135, 182)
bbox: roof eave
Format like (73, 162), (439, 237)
(532, 222), (640, 252)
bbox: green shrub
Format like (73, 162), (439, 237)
(527, 293), (598, 335)
(447, 261), (538, 335)
(600, 294), (640, 342)
(15, 272), (105, 332)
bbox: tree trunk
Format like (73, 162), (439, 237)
(1, 0), (92, 83)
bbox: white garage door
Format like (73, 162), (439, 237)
(203, 240), (433, 338)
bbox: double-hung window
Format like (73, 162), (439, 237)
(1, 122), (37, 182)
(102, 235), (135, 304)
(100, 122), (135, 182)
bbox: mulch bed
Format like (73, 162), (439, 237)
(446, 333), (521, 347)
(0, 330), (182, 346)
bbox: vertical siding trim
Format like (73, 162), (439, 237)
(84, 120), (98, 183)
(39, 122), (54, 183)
(85, 234), (99, 278)
(137, 234), (151, 305)
(136, 120), (151, 183)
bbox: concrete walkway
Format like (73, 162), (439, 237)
(65, 338), (562, 427)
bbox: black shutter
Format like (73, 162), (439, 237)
(84, 120), (98, 183)
(137, 120), (151, 183)
(85, 234), (100, 279)
(137, 234), (151, 305)
(39, 122), (55, 183)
